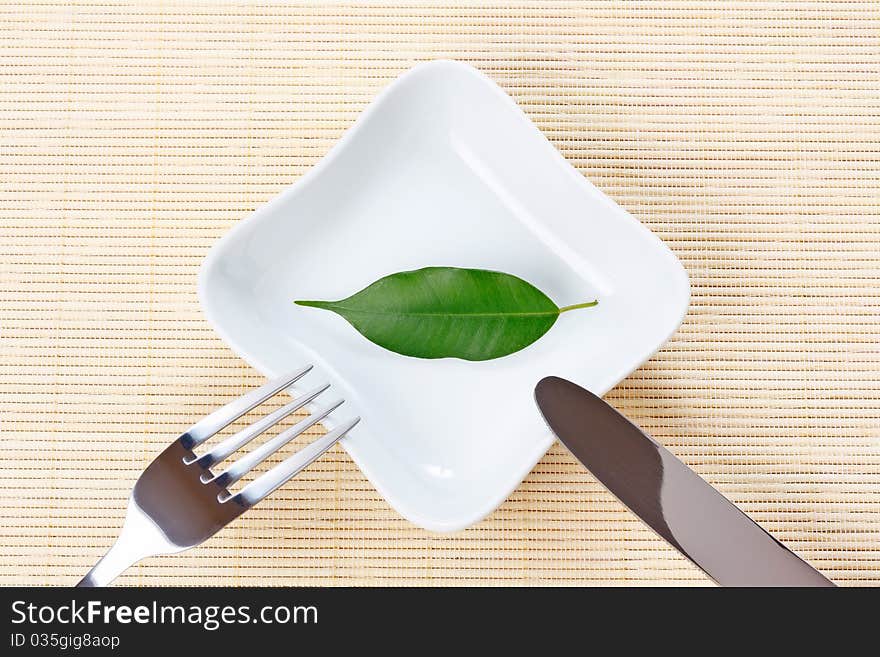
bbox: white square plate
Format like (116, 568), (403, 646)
(199, 61), (689, 532)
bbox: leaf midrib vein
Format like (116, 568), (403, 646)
(322, 305), (559, 319)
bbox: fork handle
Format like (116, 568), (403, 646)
(77, 539), (143, 587)
(77, 498), (178, 587)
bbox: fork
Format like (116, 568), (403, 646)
(77, 365), (358, 587)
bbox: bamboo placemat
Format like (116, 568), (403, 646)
(2, 1), (878, 586)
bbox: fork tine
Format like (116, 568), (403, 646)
(184, 384), (331, 468)
(180, 366), (312, 449)
(204, 400), (345, 489)
(229, 417), (360, 507)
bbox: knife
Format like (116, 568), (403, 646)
(534, 376), (834, 587)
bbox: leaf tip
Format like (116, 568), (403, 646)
(558, 300), (599, 314)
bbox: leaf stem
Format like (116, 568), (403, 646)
(558, 300), (599, 313)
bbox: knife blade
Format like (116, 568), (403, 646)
(534, 376), (834, 587)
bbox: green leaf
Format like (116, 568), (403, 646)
(295, 266), (597, 361)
